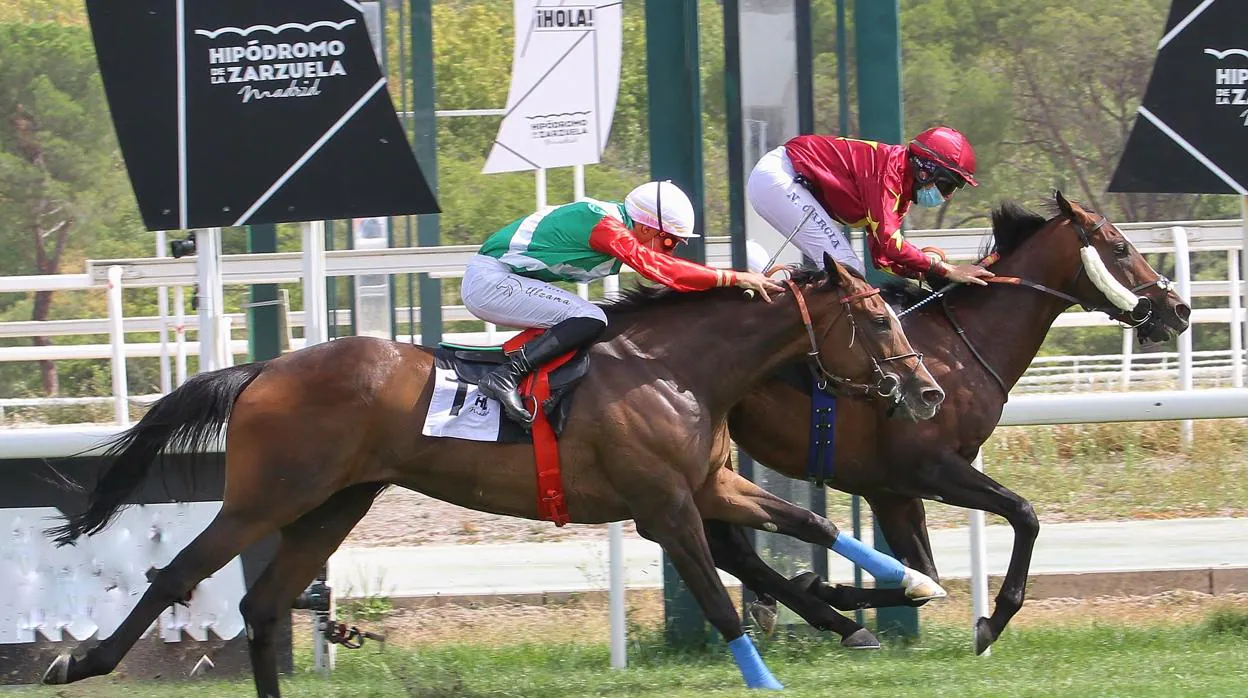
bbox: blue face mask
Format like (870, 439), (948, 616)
(915, 185), (945, 208)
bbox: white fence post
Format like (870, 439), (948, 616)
(174, 285), (188, 386)
(106, 265), (130, 426)
(969, 450), (990, 657)
(1120, 328), (1133, 390)
(1171, 227), (1193, 449)
(195, 227), (223, 372)
(574, 163), (586, 202)
(1242, 196), (1248, 389)
(302, 221), (328, 347)
(1230, 249), (1243, 388)
(155, 230), (172, 393)
(606, 266), (626, 670)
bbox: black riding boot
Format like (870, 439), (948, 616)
(478, 317), (606, 425)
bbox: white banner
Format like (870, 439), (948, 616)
(482, 1), (622, 174)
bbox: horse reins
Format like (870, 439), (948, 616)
(898, 215), (1173, 399)
(785, 279), (920, 402)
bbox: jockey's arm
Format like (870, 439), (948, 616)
(862, 175), (943, 281)
(866, 221), (944, 281)
(588, 217), (737, 291)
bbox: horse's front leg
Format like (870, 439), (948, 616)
(913, 453), (1039, 654)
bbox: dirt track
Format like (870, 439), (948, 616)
(342, 486), (640, 548)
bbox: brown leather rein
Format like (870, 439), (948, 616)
(785, 279), (921, 402)
(896, 216), (1172, 399)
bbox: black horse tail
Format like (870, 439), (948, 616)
(46, 362), (267, 547)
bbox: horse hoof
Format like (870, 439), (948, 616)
(840, 628), (881, 650)
(902, 569), (948, 602)
(747, 600), (778, 637)
(974, 617), (996, 655)
(42, 654), (72, 685)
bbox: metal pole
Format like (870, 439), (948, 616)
(574, 163), (586, 201)
(536, 168), (548, 209)
(303, 221), (329, 347)
(1241, 195), (1248, 385)
(969, 450), (990, 656)
(195, 227), (221, 372)
(412, 0), (442, 346)
(1120, 327), (1133, 390)
(609, 521), (626, 669)
(647, 0), (707, 647)
(106, 265), (130, 426)
(1230, 249), (1243, 388)
(599, 269), (626, 668)
(155, 231), (172, 393)
(1172, 226), (1193, 448)
(174, 286), (187, 385)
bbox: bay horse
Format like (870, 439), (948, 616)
(717, 192), (1191, 653)
(42, 255), (944, 695)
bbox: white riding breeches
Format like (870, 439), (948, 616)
(746, 145), (865, 277)
(461, 255), (607, 329)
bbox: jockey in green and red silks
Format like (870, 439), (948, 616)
(748, 125), (995, 286)
(462, 180), (783, 426)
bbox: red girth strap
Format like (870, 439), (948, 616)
(505, 329), (574, 527)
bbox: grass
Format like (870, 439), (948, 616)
(821, 419), (1248, 529)
(15, 609), (1248, 697)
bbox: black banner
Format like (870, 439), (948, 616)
(1110, 0), (1248, 195)
(86, 0), (439, 231)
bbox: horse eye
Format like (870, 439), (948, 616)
(872, 315), (891, 329)
(1113, 241), (1128, 257)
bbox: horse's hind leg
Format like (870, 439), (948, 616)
(242, 483), (385, 698)
(793, 493), (939, 612)
(696, 471), (946, 604)
(43, 502), (285, 685)
(703, 520), (879, 649)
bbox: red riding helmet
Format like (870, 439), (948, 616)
(908, 126), (978, 187)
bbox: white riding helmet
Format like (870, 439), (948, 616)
(625, 180), (699, 238)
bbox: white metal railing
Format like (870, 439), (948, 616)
(2, 221), (1245, 423)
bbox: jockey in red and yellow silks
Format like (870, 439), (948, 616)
(747, 126), (994, 285)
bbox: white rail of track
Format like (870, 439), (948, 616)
(2, 220), (1246, 422)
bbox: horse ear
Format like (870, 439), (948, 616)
(1054, 189), (1075, 218)
(822, 252), (845, 290)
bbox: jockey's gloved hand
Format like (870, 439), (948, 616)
(735, 271), (785, 302)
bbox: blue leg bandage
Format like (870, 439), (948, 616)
(728, 635), (784, 690)
(831, 533), (905, 584)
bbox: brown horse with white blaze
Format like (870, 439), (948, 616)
(42, 255), (943, 696)
(720, 192), (1191, 653)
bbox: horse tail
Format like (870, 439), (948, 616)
(46, 361), (267, 547)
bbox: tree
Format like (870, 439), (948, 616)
(0, 23), (134, 394)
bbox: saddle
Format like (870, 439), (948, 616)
(435, 330), (592, 437)
(435, 329), (593, 527)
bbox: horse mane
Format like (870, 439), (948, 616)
(598, 265), (851, 317)
(987, 200), (1051, 257)
(880, 199), (1056, 311)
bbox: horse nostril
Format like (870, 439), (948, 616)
(1176, 303), (1191, 322)
(921, 388), (945, 406)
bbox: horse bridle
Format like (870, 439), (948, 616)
(786, 279), (923, 406)
(898, 215), (1173, 398)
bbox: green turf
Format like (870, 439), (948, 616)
(16, 610), (1248, 697)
